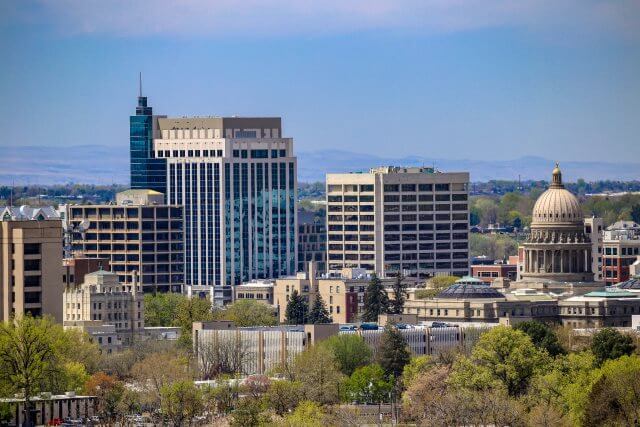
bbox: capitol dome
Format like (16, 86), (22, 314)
(531, 164), (582, 225)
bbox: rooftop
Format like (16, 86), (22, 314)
(1, 205), (60, 221)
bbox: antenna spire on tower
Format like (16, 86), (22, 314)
(139, 72), (142, 97)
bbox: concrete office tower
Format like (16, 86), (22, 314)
(63, 190), (184, 293)
(326, 167), (470, 278)
(153, 117), (297, 304)
(0, 206), (64, 322)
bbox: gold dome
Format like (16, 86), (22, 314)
(531, 164), (583, 225)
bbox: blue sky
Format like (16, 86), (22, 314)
(1, 0), (639, 162)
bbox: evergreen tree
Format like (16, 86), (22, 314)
(362, 273), (389, 322)
(389, 274), (408, 315)
(308, 295), (332, 324)
(285, 290), (308, 324)
(376, 324), (411, 379)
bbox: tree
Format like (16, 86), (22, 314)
(218, 299), (277, 327)
(263, 380), (303, 415)
(174, 296), (214, 337)
(285, 290), (308, 324)
(389, 274), (408, 315)
(591, 328), (636, 366)
(130, 351), (191, 408)
(282, 400), (326, 427)
(362, 273), (389, 322)
(376, 325), (411, 379)
(344, 364), (392, 404)
(230, 397), (269, 427)
(293, 345), (344, 404)
(307, 295), (332, 324)
(402, 355), (434, 389)
(449, 326), (549, 396)
(197, 332), (255, 378)
(144, 293), (185, 326)
(84, 372), (125, 421)
(584, 355), (640, 426)
(428, 275), (459, 289)
(0, 316), (94, 427)
(160, 380), (204, 427)
(320, 333), (372, 376)
(514, 321), (565, 357)
(243, 374), (270, 398)
(203, 379), (240, 416)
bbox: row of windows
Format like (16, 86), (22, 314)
(327, 184), (374, 193)
(383, 204), (468, 212)
(157, 149), (223, 158)
(71, 207), (182, 220)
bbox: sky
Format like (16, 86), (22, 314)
(1, 0), (639, 162)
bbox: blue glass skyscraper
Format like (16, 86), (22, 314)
(130, 94), (166, 194)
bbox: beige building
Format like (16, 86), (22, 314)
(274, 262), (403, 324)
(513, 165), (601, 295)
(326, 167), (470, 279)
(1, 206), (64, 322)
(584, 217), (604, 281)
(63, 190), (184, 293)
(558, 290), (640, 328)
(234, 280), (274, 304)
(63, 269), (144, 346)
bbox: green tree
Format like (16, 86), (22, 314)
(591, 328), (635, 366)
(376, 325), (411, 379)
(449, 325), (549, 397)
(230, 397), (269, 427)
(160, 380), (204, 427)
(402, 355), (434, 388)
(0, 316), (94, 426)
(282, 401), (325, 427)
(344, 364), (393, 404)
(389, 274), (408, 315)
(584, 355), (640, 426)
(320, 334), (372, 376)
(144, 293), (185, 326)
(174, 296), (214, 346)
(263, 380), (303, 416)
(514, 321), (565, 357)
(220, 299), (277, 327)
(307, 295), (332, 324)
(428, 275), (459, 288)
(293, 345), (344, 404)
(362, 273), (389, 322)
(285, 290), (308, 324)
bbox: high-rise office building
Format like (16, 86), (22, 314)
(1, 206), (64, 322)
(152, 116), (297, 304)
(326, 167), (470, 278)
(130, 92), (166, 194)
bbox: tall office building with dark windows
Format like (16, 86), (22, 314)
(151, 116), (297, 304)
(130, 94), (167, 194)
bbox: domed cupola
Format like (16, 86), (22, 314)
(531, 163), (583, 226)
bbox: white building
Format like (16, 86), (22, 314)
(63, 269), (144, 347)
(153, 117), (297, 304)
(326, 167), (470, 278)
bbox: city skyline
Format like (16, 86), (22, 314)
(1, 1), (639, 163)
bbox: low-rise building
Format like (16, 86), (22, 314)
(603, 221), (640, 285)
(471, 263), (517, 284)
(234, 280), (274, 304)
(63, 269), (144, 346)
(0, 392), (96, 426)
(558, 290), (640, 328)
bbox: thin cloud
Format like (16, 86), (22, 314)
(4, 0), (640, 40)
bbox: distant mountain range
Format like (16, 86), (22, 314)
(1, 145), (638, 185)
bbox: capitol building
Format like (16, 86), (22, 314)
(515, 164), (601, 294)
